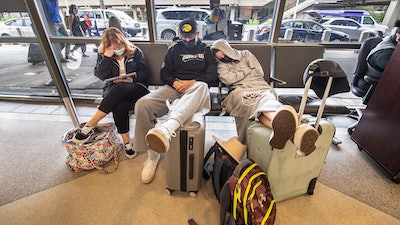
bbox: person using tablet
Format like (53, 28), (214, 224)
(72, 27), (150, 159)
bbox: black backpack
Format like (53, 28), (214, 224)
(203, 142), (238, 201)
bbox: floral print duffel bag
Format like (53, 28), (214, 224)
(62, 122), (122, 173)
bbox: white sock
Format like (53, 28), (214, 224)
(163, 119), (181, 132)
(147, 150), (160, 161)
(125, 142), (132, 150)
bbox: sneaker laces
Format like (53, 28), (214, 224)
(81, 126), (93, 135)
(155, 123), (176, 140)
(166, 99), (175, 111)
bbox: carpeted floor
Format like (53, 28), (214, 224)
(319, 128), (400, 219)
(0, 110), (399, 223)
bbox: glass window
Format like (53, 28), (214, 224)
(105, 11), (115, 19)
(331, 20), (345, 26)
(349, 16), (361, 23)
(347, 21), (359, 27)
(363, 16), (375, 25)
(95, 11), (102, 19)
(0, 0), (367, 102)
(306, 21), (323, 31)
(6, 19), (23, 26)
(319, 18), (329, 24)
(293, 22), (303, 29)
(281, 21), (291, 28)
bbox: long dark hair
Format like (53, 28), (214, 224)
(210, 0), (220, 9)
(68, 4), (77, 14)
(108, 16), (123, 32)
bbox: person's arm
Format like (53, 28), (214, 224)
(370, 49), (394, 72)
(217, 62), (244, 85)
(131, 47), (150, 85)
(160, 47), (177, 87)
(217, 58), (249, 86)
(245, 50), (264, 77)
(94, 54), (115, 81)
(68, 14), (74, 32)
(173, 79), (196, 93)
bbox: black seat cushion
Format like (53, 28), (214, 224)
(279, 94), (350, 115)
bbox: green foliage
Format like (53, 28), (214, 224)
(370, 12), (385, 23)
(246, 18), (260, 25)
(1, 16), (16, 22)
(344, 6), (386, 23)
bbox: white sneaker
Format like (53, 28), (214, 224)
(145, 123), (176, 153)
(124, 148), (138, 159)
(68, 53), (77, 61)
(141, 153), (161, 184)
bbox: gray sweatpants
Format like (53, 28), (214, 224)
(133, 82), (211, 152)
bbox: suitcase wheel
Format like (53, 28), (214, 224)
(188, 191), (197, 197)
(307, 177), (318, 195)
(165, 188), (197, 197)
(165, 188), (173, 195)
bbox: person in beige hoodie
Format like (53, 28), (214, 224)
(211, 39), (318, 156)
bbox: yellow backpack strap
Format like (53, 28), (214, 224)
(243, 171), (265, 225)
(233, 163), (257, 223)
(238, 163), (257, 184)
(233, 182), (240, 220)
(261, 199), (276, 225)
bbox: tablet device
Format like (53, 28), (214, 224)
(104, 72), (136, 83)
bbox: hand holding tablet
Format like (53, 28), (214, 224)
(104, 72), (136, 83)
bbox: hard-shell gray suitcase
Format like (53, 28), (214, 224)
(165, 117), (205, 197)
(247, 120), (334, 201)
(247, 59), (349, 201)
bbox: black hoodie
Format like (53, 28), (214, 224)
(160, 39), (219, 87)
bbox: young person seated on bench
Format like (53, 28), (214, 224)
(367, 27), (400, 73)
(72, 28), (150, 159)
(210, 39), (318, 155)
(133, 20), (219, 184)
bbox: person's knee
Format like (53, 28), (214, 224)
(193, 81), (208, 88)
(134, 98), (145, 114)
(190, 81), (209, 94)
(134, 97), (152, 115)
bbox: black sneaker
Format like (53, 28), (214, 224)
(72, 128), (94, 145)
(125, 148), (138, 159)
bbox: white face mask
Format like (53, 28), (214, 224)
(113, 47), (125, 56)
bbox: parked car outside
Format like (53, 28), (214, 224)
(77, 9), (141, 37)
(155, 7), (210, 40)
(304, 10), (390, 37)
(255, 19), (350, 42)
(320, 17), (377, 41)
(0, 17), (35, 37)
(155, 7), (243, 40)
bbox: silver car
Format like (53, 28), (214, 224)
(155, 7), (210, 40)
(320, 17), (376, 41)
(0, 17), (35, 37)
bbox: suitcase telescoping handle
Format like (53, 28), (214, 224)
(298, 76), (333, 129)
